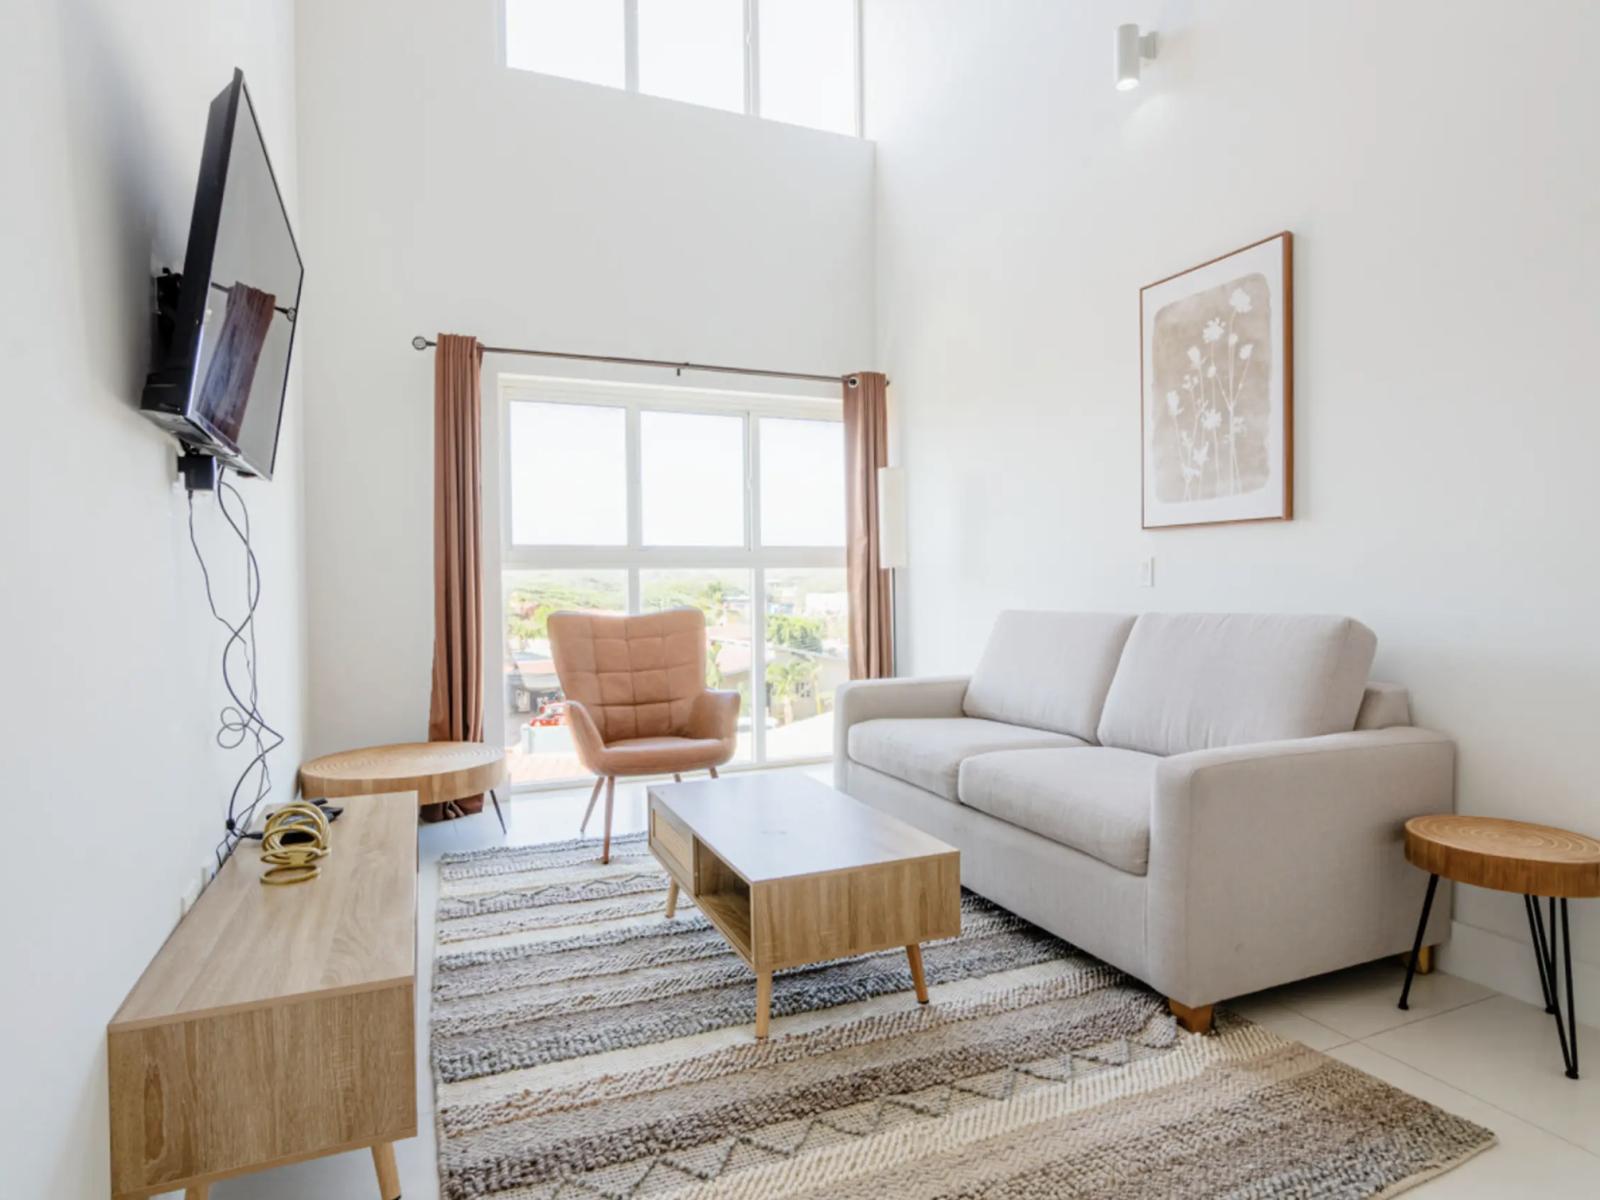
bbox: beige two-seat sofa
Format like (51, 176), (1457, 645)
(833, 611), (1454, 1031)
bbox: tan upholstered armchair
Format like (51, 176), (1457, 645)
(547, 607), (739, 862)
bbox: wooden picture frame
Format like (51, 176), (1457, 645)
(1140, 232), (1293, 529)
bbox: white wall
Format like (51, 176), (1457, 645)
(296, 0), (875, 758)
(865, 0), (1600, 1016)
(0, 0), (306, 1193)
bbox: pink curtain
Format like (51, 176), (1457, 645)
(425, 334), (485, 821)
(844, 371), (894, 679)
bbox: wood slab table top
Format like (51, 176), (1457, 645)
(1405, 813), (1600, 899)
(298, 741), (507, 807)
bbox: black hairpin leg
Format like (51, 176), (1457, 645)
(488, 788), (508, 836)
(1526, 894), (1580, 1079)
(1398, 873), (1439, 1011)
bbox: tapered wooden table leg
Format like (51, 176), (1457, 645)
(906, 943), (929, 1003)
(665, 879), (679, 918)
(185, 1186), (210, 1200)
(372, 1142), (401, 1199)
(755, 970), (773, 1039)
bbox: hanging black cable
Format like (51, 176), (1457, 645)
(186, 463), (285, 868)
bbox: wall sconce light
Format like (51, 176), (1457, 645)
(1115, 24), (1159, 91)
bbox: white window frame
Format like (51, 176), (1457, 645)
(500, 0), (865, 137)
(498, 373), (847, 786)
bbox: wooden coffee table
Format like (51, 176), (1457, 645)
(646, 772), (961, 1039)
(1400, 813), (1600, 1079)
(299, 741), (510, 833)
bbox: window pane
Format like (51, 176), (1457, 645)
(641, 410), (745, 546)
(763, 569), (849, 760)
(505, 0), (625, 88)
(759, 417), (844, 546)
(638, 0), (745, 113)
(509, 401), (627, 545)
(758, 0), (856, 135)
(503, 569), (626, 784)
(642, 569), (754, 762)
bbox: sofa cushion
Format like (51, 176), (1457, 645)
(958, 748), (1158, 875)
(1097, 613), (1378, 756)
(962, 611), (1136, 741)
(848, 718), (1085, 801)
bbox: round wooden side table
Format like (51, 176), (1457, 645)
(1400, 813), (1600, 1079)
(299, 742), (510, 833)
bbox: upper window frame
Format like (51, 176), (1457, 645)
(500, 0), (865, 138)
(499, 374), (847, 572)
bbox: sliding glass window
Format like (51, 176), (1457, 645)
(499, 377), (848, 789)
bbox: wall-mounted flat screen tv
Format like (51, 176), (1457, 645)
(140, 69), (302, 480)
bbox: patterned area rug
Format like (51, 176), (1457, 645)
(433, 834), (1494, 1199)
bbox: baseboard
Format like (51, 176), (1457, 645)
(1437, 918), (1600, 1028)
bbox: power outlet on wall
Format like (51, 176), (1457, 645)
(1138, 556), (1155, 588)
(178, 863), (210, 922)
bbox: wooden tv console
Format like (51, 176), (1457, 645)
(107, 791), (418, 1199)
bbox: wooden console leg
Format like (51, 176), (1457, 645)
(755, 970), (773, 1039)
(1170, 998), (1215, 1035)
(906, 944), (929, 1003)
(372, 1142), (401, 1200)
(185, 1186), (210, 1200)
(665, 879), (680, 918)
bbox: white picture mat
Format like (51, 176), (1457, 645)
(1142, 236), (1288, 527)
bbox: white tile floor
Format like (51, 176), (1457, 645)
(213, 770), (1600, 1198)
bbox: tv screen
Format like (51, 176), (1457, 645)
(141, 69), (303, 479)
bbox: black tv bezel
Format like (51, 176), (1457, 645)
(142, 68), (304, 481)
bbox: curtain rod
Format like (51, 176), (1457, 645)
(410, 336), (862, 388)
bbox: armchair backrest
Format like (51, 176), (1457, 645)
(547, 608), (708, 743)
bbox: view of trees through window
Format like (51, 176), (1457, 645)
(500, 382), (847, 787)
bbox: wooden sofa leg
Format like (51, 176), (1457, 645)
(1170, 998), (1215, 1035)
(1400, 944), (1434, 975)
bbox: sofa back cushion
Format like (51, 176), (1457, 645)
(1096, 613), (1378, 756)
(962, 611), (1136, 740)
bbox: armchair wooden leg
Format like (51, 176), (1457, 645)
(600, 776), (616, 864)
(1169, 998), (1215, 1035)
(665, 879), (680, 918)
(580, 776), (604, 834)
(371, 1141), (401, 1199)
(709, 766), (719, 779)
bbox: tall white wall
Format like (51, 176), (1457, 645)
(865, 0), (1600, 1015)
(0, 1), (306, 1193)
(296, 0), (875, 758)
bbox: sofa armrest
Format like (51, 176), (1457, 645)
(1145, 727), (1455, 1008)
(833, 676), (970, 789)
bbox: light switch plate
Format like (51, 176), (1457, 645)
(1139, 557), (1155, 587)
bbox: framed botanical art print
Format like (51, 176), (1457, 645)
(1140, 232), (1293, 529)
